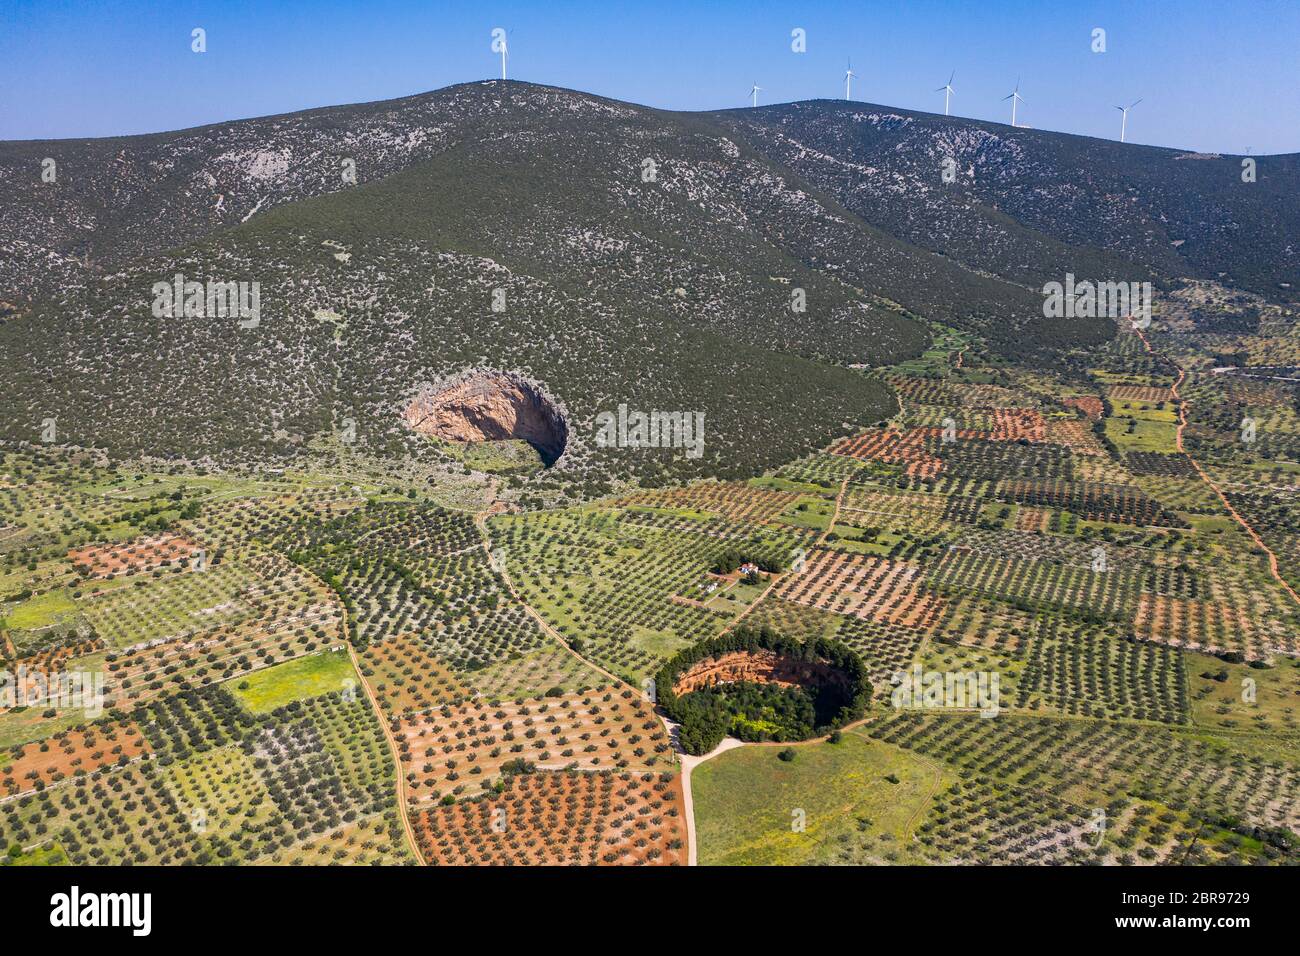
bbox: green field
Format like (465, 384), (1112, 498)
(692, 732), (951, 865)
(3, 843), (67, 866)
(1104, 413), (1179, 453)
(458, 439), (546, 474)
(773, 497), (835, 531)
(1187, 652), (1300, 735)
(2, 589), (77, 631)
(231, 651), (357, 713)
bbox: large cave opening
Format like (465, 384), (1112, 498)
(403, 371), (568, 466)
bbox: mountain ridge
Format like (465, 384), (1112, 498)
(8, 80), (1293, 157)
(2, 79), (1295, 494)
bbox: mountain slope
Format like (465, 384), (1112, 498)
(725, 100), (1300, 306)
(1, 80), (1295, 489)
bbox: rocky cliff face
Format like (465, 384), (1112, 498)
(672, 649), (849, 695)
(404, 371), (568, 465)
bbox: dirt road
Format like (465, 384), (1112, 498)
(1133, 325), (1300, 608)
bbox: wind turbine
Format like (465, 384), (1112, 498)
(749, 83), (762, 108)
(1002, 78), (1025, 127)
(1115, 98), (1142, 142)
(936, 70), (955, 116)
(844, 60), (856, 101)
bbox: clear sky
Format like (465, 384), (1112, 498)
(2, 0), (1295, 153)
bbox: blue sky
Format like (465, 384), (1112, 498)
(2, 0), (1295, 153)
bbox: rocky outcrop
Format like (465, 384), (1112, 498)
(404, 371), (568, 465)
(672, 649), (850, 695)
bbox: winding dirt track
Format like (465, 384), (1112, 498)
(721, 477), (850, 636)
(1133, 325), (1300, 608)
(473, 511), (632, 690)
(473, 509), (708, 859)
(285, 558), (425, 863)
(345, 639), (424, 864)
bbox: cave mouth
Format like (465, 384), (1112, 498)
(403, 371), (568, 467)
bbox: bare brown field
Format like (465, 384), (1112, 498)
(360, 633), (472, 715)
(1, 720), (148, 797)
(397, 687), (670, 806)
(69, 533), (201, 578)
(1062, 396), (1104, 420)
(830, 429), (944, 479)
(1133, 593), (1265, 658)
(410, 769), (688, 865)
(988, 408), (1047, 442)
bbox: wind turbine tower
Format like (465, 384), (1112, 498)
(1115, 99), (1142, 142)
(936, 70), (955, 116)
(749, 83), (762, 108)
(844, 61), (856, 101)
(1002, 79), (1025, 127)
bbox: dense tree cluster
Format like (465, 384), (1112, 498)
(654, 626), (870, 755)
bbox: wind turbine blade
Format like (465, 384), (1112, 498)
(1131, 98), (1143, 108)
